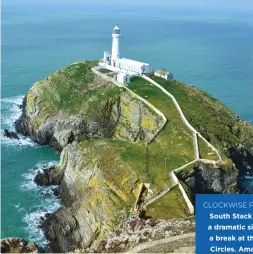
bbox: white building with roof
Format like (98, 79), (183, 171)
(117, 73), (131, 84)
(101, 25), (152, 81)
(154, 69), (174, 80)
(115, 58), (152, 74)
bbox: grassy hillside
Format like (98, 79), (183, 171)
(145, 185), (190, 219)
(147, 74), (252, 155)
(25, 61), (248, 223)
(127, 76), (225, 168)
(27, 60), (122, 116)
(78, 139), (190, 219)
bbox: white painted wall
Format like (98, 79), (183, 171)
(104, 51), (111, 63)
(115, 61), (152, 74)
(117, 74), (131, 84)
(111, 34), (120, 62)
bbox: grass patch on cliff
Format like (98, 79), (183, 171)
(198, 137), (219, 161)
(107, 139), (171, 190)
(98, 68), (112, 74)
(79, 139), (191, 219)
(34, 61), (122, 115)
(146, 74), (246, 157)
(145, 185), (190, 219)
(128, 77), (195, 174)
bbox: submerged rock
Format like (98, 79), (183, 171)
(0, 238), (43, 253)
(3, 129), (20, 140)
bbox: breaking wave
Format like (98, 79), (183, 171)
(1, 95), (35, 147)
(20, 162), (61, 248)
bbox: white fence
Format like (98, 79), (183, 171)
(142, 74), (221, 161)
(92, 68), (222, 215)
(171, 171), (194, 214)
(91, 67), (167, 145)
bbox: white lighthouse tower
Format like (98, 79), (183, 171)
(111, 25), (121, 66)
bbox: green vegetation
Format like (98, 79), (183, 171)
(128, 77), (195, 175)
(28, 61), (249, 221)
(30, 61), (122, 115)
(80, 137), (191, 218)
(198, 137), (219, 161)
(101, 139), (171, 190)
(145, 185), (190, 219)
(98, 68), (112, 74)
(147, 74), (250, 157)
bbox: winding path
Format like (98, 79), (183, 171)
(142, 74), (222, 162)
(92, 66), (223, 214)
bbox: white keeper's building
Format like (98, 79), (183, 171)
(100, 25), (153, 81)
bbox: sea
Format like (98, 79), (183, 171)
(1, 0), (253, 248)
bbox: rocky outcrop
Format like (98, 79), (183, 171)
(14, 62), (162, 152)
(2, 129), (20, 140)
(74, 217), (195, 253)
(0, 238), (42, 253)
(34, 165), (64, 186)
(177, 161), (238, 197)
(229, 136), (253, 177)
(42, 142), (142, 252)
(15, 90), (161, 152)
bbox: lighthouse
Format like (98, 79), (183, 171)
(111, 25), (121, 66)
(101, 25), (152, 78)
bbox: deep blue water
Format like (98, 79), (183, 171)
(1, 0), (253, 247)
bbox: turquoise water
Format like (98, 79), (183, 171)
(1, 1), (253, 247)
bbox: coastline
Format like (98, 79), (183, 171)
(8, 60), (252, 252)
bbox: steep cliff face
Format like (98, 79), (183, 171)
(43, 141), (142, 252)
(14, 61), (164, 252)
(15, 61), (162, 151)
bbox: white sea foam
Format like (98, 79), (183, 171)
(1, 95), (24, 128)
(1, 134), (36, 147)
(20, 162), (61, 248)
(21, 162), (58, 191)
(1, 95), (35, 147)
(23, 200), (61, 247)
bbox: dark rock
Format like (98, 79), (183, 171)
(44, 213), (51, 219)
(0, 238), (44, 253)
(39, 191), (51, 198)
(34, 166), (63, 186)
(42, 208), (84, 253)
(3, 129), (20, 140)
(15, 95), (29, 137)
(177, 161), (238, 203)
(52, 187), (60, 198)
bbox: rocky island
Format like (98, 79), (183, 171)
(13, 60), (253, 253)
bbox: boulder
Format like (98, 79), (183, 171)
(0, 238), (43, 253)
(34, 166), (63, 186)
(3, 129), (19, 140)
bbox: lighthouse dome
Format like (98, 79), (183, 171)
(113, 25), (120, 35)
